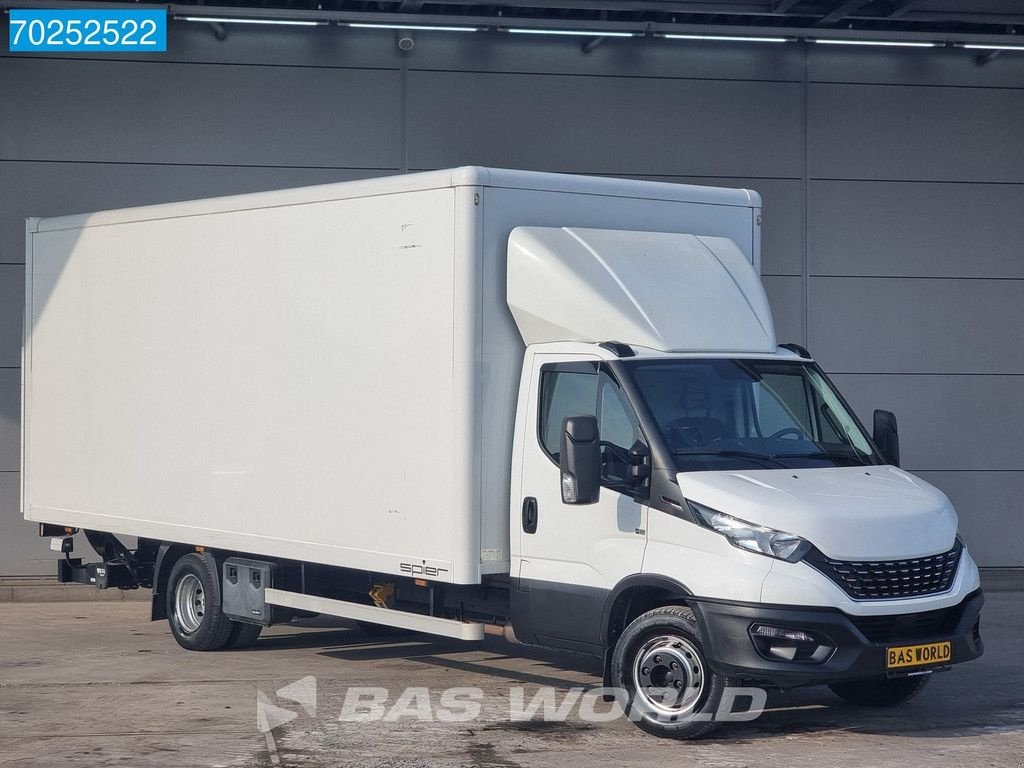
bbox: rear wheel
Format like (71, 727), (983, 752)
(829, 675), (930, 707)
(226, 621), (263, 649)
(612, 605), (726, 739)
(167, 553), (234, 651)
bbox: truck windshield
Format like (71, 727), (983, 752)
(623, 359), (880, 472)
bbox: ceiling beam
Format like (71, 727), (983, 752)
(816, 0), (873, 26)
(383, 0), (829, 17)
(391, 0), (791, 14)
(886, 0), (919, 19)
(375, 1), (1022, 27)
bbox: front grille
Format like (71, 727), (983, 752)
(850, 603), (964, 643)
(807, 541), (962, 600)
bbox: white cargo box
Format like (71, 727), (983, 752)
(23, 167), (761, 584)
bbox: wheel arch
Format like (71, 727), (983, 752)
(601, 574), (695, 652)
(151, 544), (218, 621)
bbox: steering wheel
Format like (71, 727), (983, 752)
(600, 441), (631, 463)
(667, 425), (704, 449)
(768, 427), (803, 440)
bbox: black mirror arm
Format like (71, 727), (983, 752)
(627, 440), (651, 481)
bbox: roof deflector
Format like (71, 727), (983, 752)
(507, 226), (776, 354)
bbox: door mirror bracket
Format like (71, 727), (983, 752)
(627, 440), (651, 483)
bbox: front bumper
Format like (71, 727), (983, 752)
(692, 588), (984, 688)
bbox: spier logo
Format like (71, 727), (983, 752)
(399, 562), (449, 578)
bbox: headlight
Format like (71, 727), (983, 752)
(689, 501), (810, 563)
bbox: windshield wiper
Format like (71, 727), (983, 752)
(771, 451), (871, 466)
(672, 450), (788, 469)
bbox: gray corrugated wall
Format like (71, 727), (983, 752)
(1, 23), (1022, 575)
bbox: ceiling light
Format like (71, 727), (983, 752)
(347, 23), (481, 32)
(507, 28), (638, 38)
(181, 16), (324, 26)
(664, 34), (788, 43)
(812, 38), (938, 48)
(960, 43), (1024, 51)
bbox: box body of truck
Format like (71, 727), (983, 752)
(23, 167), (761, 586)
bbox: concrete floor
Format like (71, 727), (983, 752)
(0, 593), (1021, 768)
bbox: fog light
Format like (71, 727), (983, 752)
(750, 623), (835, 663)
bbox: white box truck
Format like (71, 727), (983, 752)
(23, 168), (983, 737)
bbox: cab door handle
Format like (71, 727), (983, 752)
(522, 497), (538, 534)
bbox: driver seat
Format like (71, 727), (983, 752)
(670, 377), (731, 446)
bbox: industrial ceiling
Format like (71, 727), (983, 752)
(5, 1), (1024, 46)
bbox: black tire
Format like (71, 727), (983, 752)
(226, 621), (263, 649)
(611, 605), (726, 739)
(166, 553), (234, 651)
(355, 620), (414, 638)
(829, 675), (930, 707)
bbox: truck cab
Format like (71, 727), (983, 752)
(505, 226), (983, 737)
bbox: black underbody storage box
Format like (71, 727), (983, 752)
(222, 557), (277, 626)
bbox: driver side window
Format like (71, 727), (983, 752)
(539, 363), (599, 459)
(537, 362), (645, 494)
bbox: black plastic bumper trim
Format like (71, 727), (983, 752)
(689, 589), (984, 688)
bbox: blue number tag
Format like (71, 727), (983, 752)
(9, 9), (168, 52)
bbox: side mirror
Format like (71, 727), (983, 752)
(873, 409), (900, 467)
(560, 415), (601, 505)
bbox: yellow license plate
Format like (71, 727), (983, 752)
(886, 641), (952, 669)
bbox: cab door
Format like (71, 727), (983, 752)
(512, 354), (649, 652)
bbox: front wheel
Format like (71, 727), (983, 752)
(166, 553), (235, 651)
(611, 605), (726, 739)
(829, 675), (930, 707)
